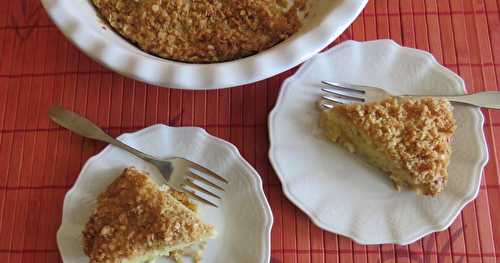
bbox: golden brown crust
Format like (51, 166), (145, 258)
(82, 168), (214, 263)
(322, 97), (456, 196)
(91, 0), (307, 63)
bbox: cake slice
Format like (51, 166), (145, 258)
(319, 97), (456, 196)
(83, 168), (215, 263)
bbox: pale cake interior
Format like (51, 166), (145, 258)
(321, 110), (423, 192)
(319, 97), (456, 196)
(83, 168), (215, 263)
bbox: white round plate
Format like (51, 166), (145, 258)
(41, 0), (367, 89)
(268, 40), (488, 245)
(57, 124), (272, 262)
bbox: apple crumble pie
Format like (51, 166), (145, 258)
(91, 0), (308, 63)
(82, 168), (215, 263)
(320, 97), (456, 196)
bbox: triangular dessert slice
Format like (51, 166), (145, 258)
(83, 168), (215, 263)
(320, 97), (456, 196)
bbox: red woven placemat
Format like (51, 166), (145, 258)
(0, 0), (498, 262)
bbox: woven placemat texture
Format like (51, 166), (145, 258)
(0, 0), (498, 262)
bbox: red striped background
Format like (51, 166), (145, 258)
(0, 0), (499, 262)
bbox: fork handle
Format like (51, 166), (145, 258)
(48, 106), (158, 162)
(440, 91), (500, 109)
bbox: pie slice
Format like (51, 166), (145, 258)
(83, 168), (215, 263)
(319, 97), (456, 196)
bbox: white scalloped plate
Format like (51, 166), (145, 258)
(57, 124), (272, 262)
(268, 40), (488, 245)
(40, 0), (367, 89)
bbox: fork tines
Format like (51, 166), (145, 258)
(188, 172), (225, 191)
(321, 81), (367, 105)
(183, 189), (219, 207)
(189, 162), (229, 184)
(182, 164), (228, 208)
(321, 81), (366, 93)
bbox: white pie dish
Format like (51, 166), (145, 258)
(40, 0), (367, 89)
(57, 124), (273, 262)
(268, 40), (488, 245)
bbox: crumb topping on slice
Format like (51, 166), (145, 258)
(325, 97), (456, 195)
(83, 168), (214, 263)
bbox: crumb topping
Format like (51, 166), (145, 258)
(91, 0), (308, 63)
(168, 188), (198, 213)
(82, 168), (214, 263)
(325, 97), (456, 196)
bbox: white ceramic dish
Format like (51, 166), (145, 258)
(57, 124), (272, 262)
(41, 0), (367, 89)
(268, 40), (488, 245)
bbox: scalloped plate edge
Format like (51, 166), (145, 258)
(57, 124), (273, 262)
(40, 0), (368, 89)
(268, 40), (488, 245)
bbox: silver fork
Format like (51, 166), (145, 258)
(48, 106), (228, 207)
(320, 81), (500, 109)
